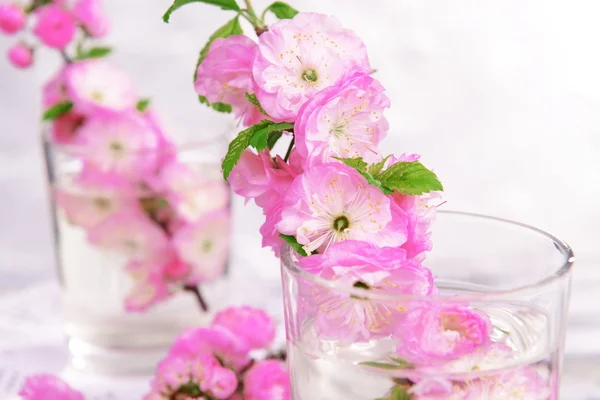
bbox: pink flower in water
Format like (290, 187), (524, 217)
(462, 367), (552, 399)
(195, 35), (263, 127)
(169, 326), (251, 371)
(77, 112), (159, 180)
(212, 306), (276, 350)
(277, 163), (405, 254)
(73, 0), (109, 38)
(295, 72), (389, 167)
(65, 60), (136, 115)
(88, 212), (170, 260)
(153, 160), (229, 223)
(395, 304), (492, 365)
(299, 241), (436, 343)
(173, 210), (230, 284)
(33, 4), (76, 50)
(54, 180), (140, 229)
(253, 12), (371, 122)
(124, 268), (171, 313)
(0, 3), (26, 35)
(409, 378), (460, 400)
(205, 367), (238, 399)
(19, 374), (84, 400)
(244, 360), (291, 400)
(7, 43), (33, 68)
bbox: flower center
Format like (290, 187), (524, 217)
(110, 141), (123, 152)
(93, 197), (111, 210)
(302, 68), (318, 83)
(332, 215), (350, 232)
(353, 280), (370, 290)
(91, 90), (104, 102)
(201, 239), (213, 253)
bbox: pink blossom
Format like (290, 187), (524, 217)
(393, 191), (441, 261)
(212, 306), (276, 350)
(395, 304), (493, 365)
(146, 352), (219, 399)
(173, 210), (230, 284)
(461, 367), (552, 399)
(205, 367), (238, 399)
(195, 35), (263, 127)
(49, 112), (86, 145)
(7, 43), (33, 68)
(0, 3), (26, 35)
(19, 374), (84, 400)
(73, 0), (109, 38)
(253, 12), (371, 122)
(33, 4), (76, 50)
(54, 181), (140, 229)
(65, 60), (136, 115)
(153, 160), (229, 222)
(228, 149), (270, 200)
(88, 212), (170, 260)
(295, 72), (389, 167)
(277, 163), (405, 254)
(432, 342), (515, 375)
(259, 198), (284, 256)
(161, 257), (191, 280)
(169, 327), (251, 371)
(43, 68), (68, 108)
(244, 360), (291, 400)
(77, 112), (159, 180)
(299, 241), (436, 343)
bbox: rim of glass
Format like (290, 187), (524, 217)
(281, 210), (575, 302)
(41, 124), (231, 155)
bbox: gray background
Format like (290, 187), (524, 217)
(0, 0), (598, 362)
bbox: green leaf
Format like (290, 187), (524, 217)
(212, 102), (233, 113)
(163, 0), (240, 22)
(75, 46), (112, 60)
(194, 16), (243, 81)
(279, 234), (308, 257)
(245, 93), (269, 116)
(334, 157), (368, 172)
(359, 361), (411, 371)
(136, 98), (151, 112)
(390, 386), (412, 400)
(249, 122), (294, 152)
(388, 356), (412, 367)
(222, 121), (271, 179)
(267, 131), (283, 150)
(368, 155), (391, 176)
(42, 101), (73, 121)
(263, 1), (299, 19)
(198, 95), (210, 105)
(376, 161), (443, 195)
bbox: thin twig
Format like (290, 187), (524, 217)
(184, 285), (209, 312)
(60, 50), (73, 64)
(283, 136), (295, 163)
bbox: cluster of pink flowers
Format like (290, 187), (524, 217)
(0, 0), (108, 68)
(2, 0), (231, 313)
(18, 307), (290, 400)
(145, 306), (289, 400)
(191, 8), (552, 397)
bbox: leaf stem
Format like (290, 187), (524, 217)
(184, 284), (209, 312)
(60, 50), (73, 64)
(283, 136), (295, 162)
(242, 0), (267, 36)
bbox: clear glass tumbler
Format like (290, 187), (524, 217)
(43, 131), (231, 374)
(281, 211), (574, 399)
